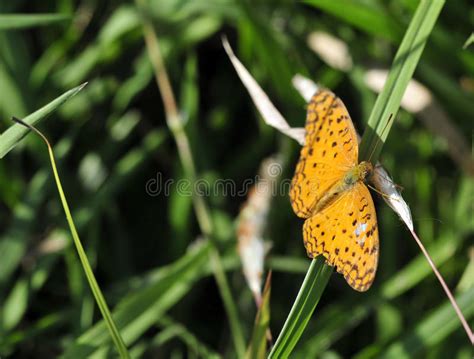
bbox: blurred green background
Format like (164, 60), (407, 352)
(0, 0), (473, 358)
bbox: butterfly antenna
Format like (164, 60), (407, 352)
(367, 113), (394, 163)
(367, 183), (402, 203)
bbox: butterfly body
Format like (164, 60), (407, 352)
(312, 161), (373, 215)
(290, 90), (379, 292)
(344, 161), (373, 186)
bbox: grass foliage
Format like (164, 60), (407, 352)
(0, 0), (472, 358)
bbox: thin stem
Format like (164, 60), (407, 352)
(11, 117), (130, 358)
(135, 2), (246, 356)
(409, 228), (474, 344)
(136, 2), (212, 237)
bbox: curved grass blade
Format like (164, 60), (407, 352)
(64, 240), (213, 357)
(268, 257), (332, 358)
(0, 83), (87, 158)
(0, 14), (70, 30)
(10, 118), (130, 359)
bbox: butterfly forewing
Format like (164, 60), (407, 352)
(290, 90), (359, 218)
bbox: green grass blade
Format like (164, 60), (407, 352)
(269, 1), (445, 357)
(268, 256), (309, 274)
(44, 137), (131, 359)
(246, 273), (272, 359)
(9, 119), (130, 358)
(291, 231), (465, 355)
(462, 32), (474, 49)
(0, 83), (87, 158)
(64, 240), (212, 357)
(0, 230), (67, 332)
(144, 315), (221, 358)
(0, 171), (49, 288)
(208, 247), (246, 357)
(135, 2), (246, 356)
(304, 0), (403, 43)
(359, 0), (445, 161)
(268, 257), (333, 358)
(375, 286), (474, 358)
(0, 59), (28, 116)
(0, 14), (70, 30)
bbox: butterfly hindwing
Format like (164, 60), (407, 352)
(303, 182), (379, 291)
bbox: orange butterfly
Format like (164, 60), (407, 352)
(290, 89), (379, 292)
